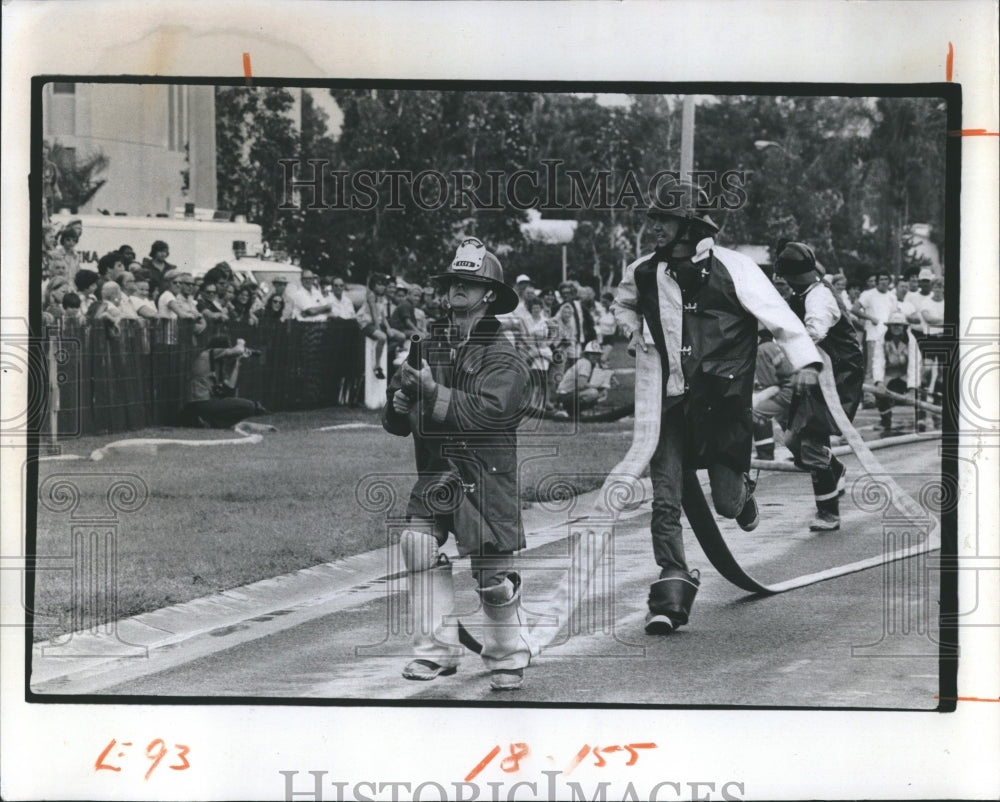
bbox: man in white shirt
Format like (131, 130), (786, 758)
(126, 277), (158, 320)
(326, 275), (357, 320)
(283, 270), (329, 321)
(905, 267), (936, 324)
(852, 271), (896, 395)
(157, 271), (184, 319)
(496, 273), (535, 339)
(893, 279), (917, 322)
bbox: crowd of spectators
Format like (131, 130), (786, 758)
(38, 217), (947, 429)
(493, 274), (622, 414)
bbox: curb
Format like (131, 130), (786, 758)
(31, 480), (654, 690)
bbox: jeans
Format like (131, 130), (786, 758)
(649, 400), (749, 573)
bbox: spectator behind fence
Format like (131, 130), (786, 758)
(96, 251), (127, 284)
(496, 273), (534, 336)
(389, 283), (422, 338)
(142, 240), (176, 295)
(122, 275), (158, 320)
(73, 269), (99, 316)
(357, 272), (405, 379)
(907, 267), (937, 323)
(158, 271), (188, 319)
(326, 276), (356, 320)
(422, 285), (442, 323)
(114, 274), (139, 320)
(220, 283), (238, 318)
(852, 270), (895, 404)
(231, 284), (259, 326)
(557, 280), (595, 366)
(88, 281), (126, 337)
(596, 291), (619, 362)
(197, 282), (230, 323)
(889, 278), (913, 320)
(176, 273), (206, 327)
(283, 269), (329, 321)
(179, 335), (269, 428)
(540, 287), (559, 318)
(61, 292), (83, 323)
(916, 278), (945, 431)
(117, 244), (136, 269)
(524, 296), (556, 409)
(51, 227), (81, 283)
(42, 276), (72, 326)
(203, 261), (235, 289)
(551, 301), (578, 370)
(261, 276), (289, 320)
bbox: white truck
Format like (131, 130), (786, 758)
(49, 212), (301, 288)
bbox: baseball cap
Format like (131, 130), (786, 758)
(918, 268), (935, 281)
(515, 274), (533, 285)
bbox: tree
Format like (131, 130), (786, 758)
(49, 143), (109, 213)
(693, 94), (946, 281)
(329, 88), (537, 285)
(215, 86), (299, 248)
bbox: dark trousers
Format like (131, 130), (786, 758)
(650, 401), (749, 573)
(180, 398), (260, 428)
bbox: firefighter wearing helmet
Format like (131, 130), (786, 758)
(611, 179), (823, 635)
(382, 237), (533, 691)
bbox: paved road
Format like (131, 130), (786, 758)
(34, 441), (945, 708)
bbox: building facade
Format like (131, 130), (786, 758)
(43, 82), (217, 216)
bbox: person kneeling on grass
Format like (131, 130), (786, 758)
(179, 335), (269, 428)
(554, 340), (612, 419)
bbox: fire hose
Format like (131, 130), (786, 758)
(506, 347), (942, 654)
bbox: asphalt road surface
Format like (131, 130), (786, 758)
(34, 441), (946, 709)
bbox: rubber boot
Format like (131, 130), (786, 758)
(753, 417), (775, 461)
(809, 472), (841, 531)
(478, 572), (531, 690)
(399, 529), (462, 680)
(830, 455), (847, 497)
(735, 475), (759, 532)
(644, 568), (701, 635)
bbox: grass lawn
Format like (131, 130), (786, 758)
(32, 392), (638, 640)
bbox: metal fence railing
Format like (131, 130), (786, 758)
(45, 317), (366, 438)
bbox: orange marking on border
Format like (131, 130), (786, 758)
(936, 695), (1000, 702)
(564, 744), (591, 776)
(946, 129), (1000, 137)
(946, 42), (954, 81)
(243, 52), (253, 86)
(465, 745), (500, 782)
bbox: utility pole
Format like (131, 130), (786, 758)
(680, 95), (695, 178)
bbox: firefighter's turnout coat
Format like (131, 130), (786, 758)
(613, 242), (821, 473)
